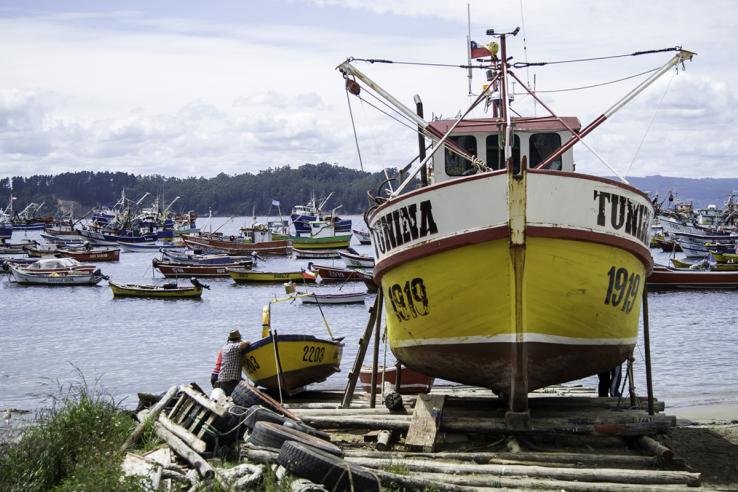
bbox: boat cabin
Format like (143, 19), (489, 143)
(427, 116), (581, 183)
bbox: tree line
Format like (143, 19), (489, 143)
(0, 163), (396, 218)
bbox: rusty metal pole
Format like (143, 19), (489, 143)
(369, 291), (384, 408)
(642, 285), (655, 415)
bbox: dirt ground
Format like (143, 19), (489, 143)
(664, 422), (738, 488)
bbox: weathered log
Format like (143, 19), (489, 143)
(344, 457), (701, 486)
(341, 449), (658, 468)
(387, 470), (702, 492)
(294, 407), (396, 416)
(161, 468), (192, 485)
(638, 435), (674, 464)
(240, 445), (280, 464)
(291, 478), (329, 491)
(120, 385), (178, 453)
(157, 414), (207, 453)
(154, 422), (214, 479)
(368, 468), (477, 492)
(376, 430), (394, 451)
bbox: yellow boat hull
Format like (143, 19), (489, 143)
(229, 270), (316, 283)
(242, 335), (343, 392)
(109, 281), (203, 299)
(382, 236), (644, 392)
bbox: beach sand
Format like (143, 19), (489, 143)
(670, 401), (738, 423)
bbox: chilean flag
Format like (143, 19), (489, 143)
(470, 40), (491, 59)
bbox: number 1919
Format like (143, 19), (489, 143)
(604, 266), (640, 314)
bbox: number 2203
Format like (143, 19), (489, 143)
(604, 266), (641, 314)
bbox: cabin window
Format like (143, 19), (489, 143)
(529, 133), (562, 170)
(444, 135), (478, 176)
(486, 134), (520, 171)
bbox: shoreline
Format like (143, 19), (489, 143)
(670, 401), (738, 423)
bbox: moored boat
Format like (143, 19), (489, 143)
(153, 258), (253, 278)
(338, 247), (375, 268)
(307, 262), (373, 283)
(293, 249), (341, 260)
(228, 268), (317, 284)
(160, 248), (257, 265)
(118, 241), (182, 252)
(182, 235), (291, 256)
(56, 247), (121, 262)
(8, 257), (97, 274)
(648, 264), (738, 289)
(9, 265), (105, 286)
(109, 278), (208, 298)
(300, 291), (367, 305)
(353, 229), (372, 245)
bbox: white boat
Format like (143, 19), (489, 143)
(9, 257), (96, 274)
(353, 229), (371, 245)
(118, 241), (183, 252)
(293, 249), (341, 260)
(338, 247), (375, 268)
(9, 265), (105, 285)
(300, 291), (367, 305)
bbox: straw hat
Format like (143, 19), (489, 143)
(228, 329), (242, 341)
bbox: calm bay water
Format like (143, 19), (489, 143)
(1, 216), (736, 411)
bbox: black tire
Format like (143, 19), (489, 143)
(230, 381), (301, 420)
(244, 407), (330, 441)
(279, 441), (380, 492)
(247, 421), (343, 457)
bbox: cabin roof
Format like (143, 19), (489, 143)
(429, 116), (582, 134)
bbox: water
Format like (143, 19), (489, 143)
(1, 217), (736, 411)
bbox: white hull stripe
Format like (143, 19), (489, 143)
(392, 333), (637, 348)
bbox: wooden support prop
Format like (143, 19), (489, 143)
(376, 430), (394, 451)
(154, 422), (214, 479)
(120, 385), (178, 453)
(405, 394), (446, 451)
(343, 449), (658, 467)
(341, 292), (381, 409)
(642, 287), (655, 416)
(344, 457), (701, 486)
(637, 435), (674, 464)
(369, 291), (384, 408)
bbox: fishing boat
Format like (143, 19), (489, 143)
(353, 229), (371, 245)
(79, 229), (159, 246)
(0, 209), (12, 240)
(338, 247), (375, 268)
(153, 258), (253, 278)
(291, 193), (352, 235)
(9, 265), (106, 286)
(39, 233), (85, 246)
(359, 365), (434, 394)
(293, 249), (341, 260)
(23, 242), (58, 257)
(118, 241), (182, 252)
(109, 278), (208, 299)
(8, 257), (97, 274)
(160, 248), (258, 265)
(56, 247), (120, 262)
(300, 291), (367, 305)
(648, 264), (738, 289)
(307, 263), (373, 283)
(182, 234), (291, 256)
(241, 297), (344, 393)
(338, 32), (694, 418)
(289, 220), (352, 250)
(670, 256), (738, 271)
(228, 268), (317, 284)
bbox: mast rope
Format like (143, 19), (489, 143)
(513, 46), (681, 68)
(524, 66), (661, 93)
(344, 86), (365, 172)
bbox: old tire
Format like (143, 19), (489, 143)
(245, 406), (330, 441)
(279, 441), (380, 492)
(247, 421), (342, 457)
(230, 381), (300, 420)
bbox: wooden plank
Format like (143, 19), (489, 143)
(158, 414), (207, 453)
(197, 414), (216, 438)
(179, 385), (227, 417)
(405, 394), (446, 451)
(187, 407), (205, 432)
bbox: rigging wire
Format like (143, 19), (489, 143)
(344, 87), (365, 172)
(513, 46), (681, 68)
(349, 57), (487, 70)
(356, 94), (418, 133)
(624, 69), (677, 177)
(519, 0), (532, 93)
(530, 67), (660, 93)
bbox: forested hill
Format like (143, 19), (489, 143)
(0, 164), (391, 217)
(1, 165), (736, 218)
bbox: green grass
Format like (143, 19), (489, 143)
(0, 371), (140, 492)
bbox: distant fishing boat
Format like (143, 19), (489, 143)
(182, 234), (291, 256)
(290, 220), (352, 250)
(228, 268), (317, 284)
(352, 229), (371, 245)
(292, 249), (341, 260)
(300, 291), (367, 305)
(160, 249), (257, 265)
(8, 257), (96, 274)
(56, 246), (120, 262)
(118, 241), (182, 252)
(307, 263), (373, 282)
(338, 247), (375, 268)
(9, 266), (106, 286)
(153, 258), (253, 278)
(109, 278), (208, 299)
(648, 264), (738, 289)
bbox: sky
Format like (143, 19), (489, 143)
(0, 0), (736, 179)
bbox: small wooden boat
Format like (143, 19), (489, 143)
(293, 249), (341, 260)
(648, 264), (738, 289)
(110, 278), (208, 298)
(229, 268), (317, 284)
(307, 262), (373, 282)
(241, 298), (344, 392)
(300, 291), (367, 305)
(353, 229), (372, 245)
(670, 257), (738, 271)
(118, 241), (182, 252)
(338, 248), (375, 268)
(153, 258), (253, 278)
(290, 234), (352, 250)
(711, 252), (738, 263)
(9, 257), (97, 274)
(182, 234), (292, 256)
(9, 265), (106, 285)
(23, 242), (58, 257)
(160, 248), (257, 265)
(359, 365), (434, 394)
(56, 247), (120, 262)
(39, 233), (85, 245)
